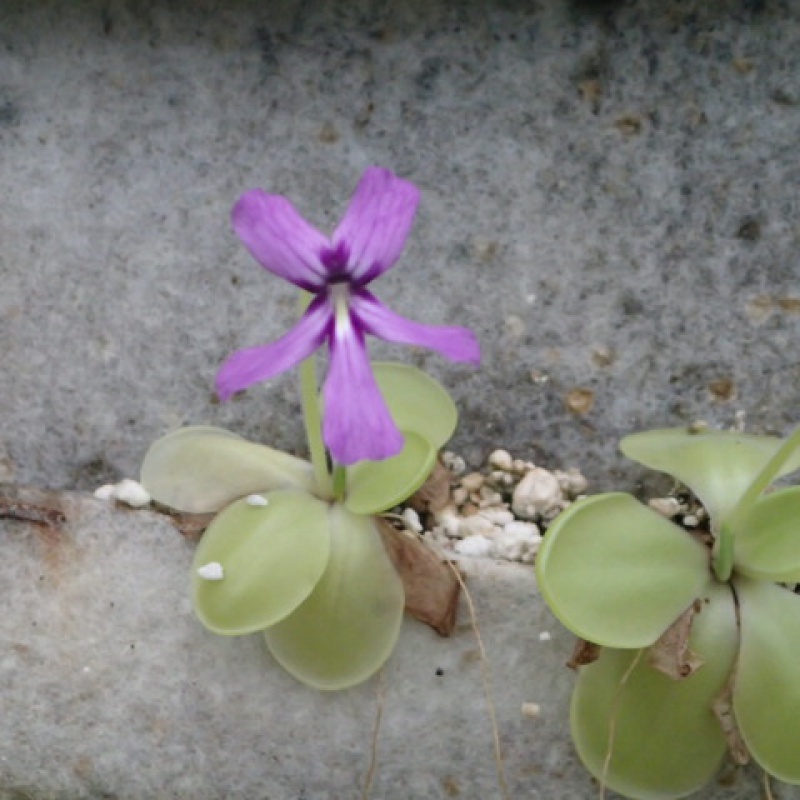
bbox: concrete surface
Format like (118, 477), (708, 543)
(2, 2), (800, 797)
(2, 488), (797, 800)
(1, 0), (799, 495)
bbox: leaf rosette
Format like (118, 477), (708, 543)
(141, 363), (456, 690)
(536, 426), (800, 798)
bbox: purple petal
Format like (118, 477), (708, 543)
(216, 298), (332, 401)
(232, 190), (330, 291)
(322, 315), (404, 465)
(351, 290), (481, 365)
(330, 167), (420, 286)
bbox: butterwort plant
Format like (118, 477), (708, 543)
(535, 425), (800, 798)
(141, 167), (479, 690)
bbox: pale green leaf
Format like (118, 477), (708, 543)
(535, 493), (709, 648)
(620, 427), (800, 525)
(734, 578), (800, 784)
(141, 425), (317, 513)
(372, 362), (457, 448)
(191, 490), (330, 635)
(734, 487), (800, 582)
(344, 431), (437, 515)
(571, 580), (738, 800)
(264, 504), (405, 690)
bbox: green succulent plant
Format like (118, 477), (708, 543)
(141, 363), (457, 690)
(535, 425), (800, 799)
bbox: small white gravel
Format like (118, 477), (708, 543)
(197, 562), (225, 581)
(245, 494), (269, 507)
(93, 479), (151, 508)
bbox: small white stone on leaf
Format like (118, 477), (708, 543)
(197, 562), (224, 581)
(454, 535), (493, 557)
(246, 494), (269, 507)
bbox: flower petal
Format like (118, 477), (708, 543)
(232, 189), (329, 290)
(215, 297), (332, 401)
(322, 315), (404, 465)
(330, 166), (419, 285)
(734, 577), (800, 784)
(351, 290), (480, 364)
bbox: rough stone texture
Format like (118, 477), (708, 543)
(2, 0), (799, 495)
(2, 490), (796, 800)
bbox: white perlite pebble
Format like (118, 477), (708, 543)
(435, 508), (463, 538)
(454, 534), (493, 557)
(478, 507), (515, 526)
(93, 484), (116, 500)
(197, 562), (225, 581)
(492, 521), (541, 563)
(538, 631), (552, 642)
(488, 449), (513, 471)
(512, 467), (563, 520)
(94, 479), (151, 508)
(115, 480), (152, 508)
(648, 497), (682, 518)
(246, 494), (269, 507)
(459, 514), (498, 539)
(402, 508), (423, 534)
(460, 472), (484, 492)
(441, 451), (466, 476)
(554, 468), (588, 497)
(521, 702), (541, 719)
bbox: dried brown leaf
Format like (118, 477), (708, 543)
(712, 672), (750, 765)
(648, 601), (704, 679)
(567, 637), (601, 669)
(407, 457), (453, 514)
(378, 518), (461, 637)
(167, 512), (216, 541)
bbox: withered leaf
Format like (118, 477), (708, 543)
(406, 457), (453, 515)
(712, 672), (750, 766)
(378, 517), (461, 637)
(648, 601), (704, 680)
(168, 512), (215, 541)
(567, 637), (601, 669)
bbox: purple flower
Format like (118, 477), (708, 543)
(217, 167), (480, 466)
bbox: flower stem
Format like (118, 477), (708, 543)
(713, 426), (800, 581)
(297, 292), (332, 498)
(332, 464), (347, 502)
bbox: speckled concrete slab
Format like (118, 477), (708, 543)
(2, 489), (795, 800)
(2, 0), (799, 495)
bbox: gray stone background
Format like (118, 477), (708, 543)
(2, 2), (800, 798)
(2, 0), (799, 493)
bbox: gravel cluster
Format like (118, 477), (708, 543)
(401, 449), (588, 564)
